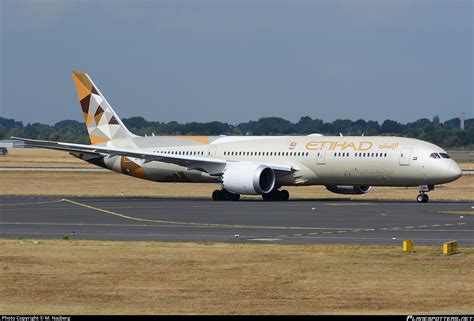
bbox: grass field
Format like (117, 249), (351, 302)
(0, 149), (473, 200)
(1, 151), (473, 315)
(0, 148), (94, 168)
(1, 170), (473, 201)
(1, 240), (473, 315)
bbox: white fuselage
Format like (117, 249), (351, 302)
(104, 135), (462, 187)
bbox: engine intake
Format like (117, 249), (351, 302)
(222, 163), (275, 195)
(325, 185), (372, 195)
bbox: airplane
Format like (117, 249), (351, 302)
(13, 71), (462, 203)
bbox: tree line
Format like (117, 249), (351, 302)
(0, 115), (472, 148)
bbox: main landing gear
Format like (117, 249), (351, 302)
(417, 185), (434, 203)
(211, 188), (290, 201)
(262, 188), (290, 201)
(212, 189), (240, 201)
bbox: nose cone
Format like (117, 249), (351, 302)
(447, 163), (462, 181)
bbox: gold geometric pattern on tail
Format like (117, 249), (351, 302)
(72, 71), (132, 145)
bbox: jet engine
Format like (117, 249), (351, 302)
(222, 163), (275, 195)
(325, 185), (372, 195)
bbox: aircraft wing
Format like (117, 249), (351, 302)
(12, 137), (293, 175)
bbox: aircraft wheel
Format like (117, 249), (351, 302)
(216, 190), (240, 201)
(417, 194), (429, 203)
(212, 190), (222, 201)
(262, 189), (289, 201)
(280, 190), (290, 201)
(262, 192), (272, 201)
(225, 191), (240, 201)
(230, 193), (240, 201)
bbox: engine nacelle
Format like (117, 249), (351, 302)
(222, 163), (275, 195)
(325, 185), (372, 195)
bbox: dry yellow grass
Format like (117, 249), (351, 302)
(460, 163), (474, 170)
(1, 148), (473, 200)
(0, 171), (472, 201)
(0, 240), (472, 315)
(0, 148), (94, 168)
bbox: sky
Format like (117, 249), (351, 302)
(0, 0), (472, 125)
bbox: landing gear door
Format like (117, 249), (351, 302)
(399, 147), (412, 166)
(317, 147), (326, 165)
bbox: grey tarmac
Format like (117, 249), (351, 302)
(0, 196), (473, 245)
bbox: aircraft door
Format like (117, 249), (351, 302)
(208, 146), (217, 158)
(399, 148), (412, 166)
(317, 147), (326, 165)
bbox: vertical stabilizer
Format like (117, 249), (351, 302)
(71, 71), (136, 145)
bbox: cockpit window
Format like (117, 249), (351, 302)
(439, 153), (451, 159)
(429, 153), (440, 159)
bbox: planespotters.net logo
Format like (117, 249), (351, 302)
(407, 316), (474, 321)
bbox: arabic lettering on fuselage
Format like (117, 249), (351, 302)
(378, 143), (399, 150)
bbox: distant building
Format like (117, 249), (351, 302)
(432, 115), (440, 125)
(0, 140), (25, 148)
(460, 112), (465, 130)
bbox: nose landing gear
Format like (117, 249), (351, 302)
(416, 185), (434, 203)
(417, 193), (429, 203)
